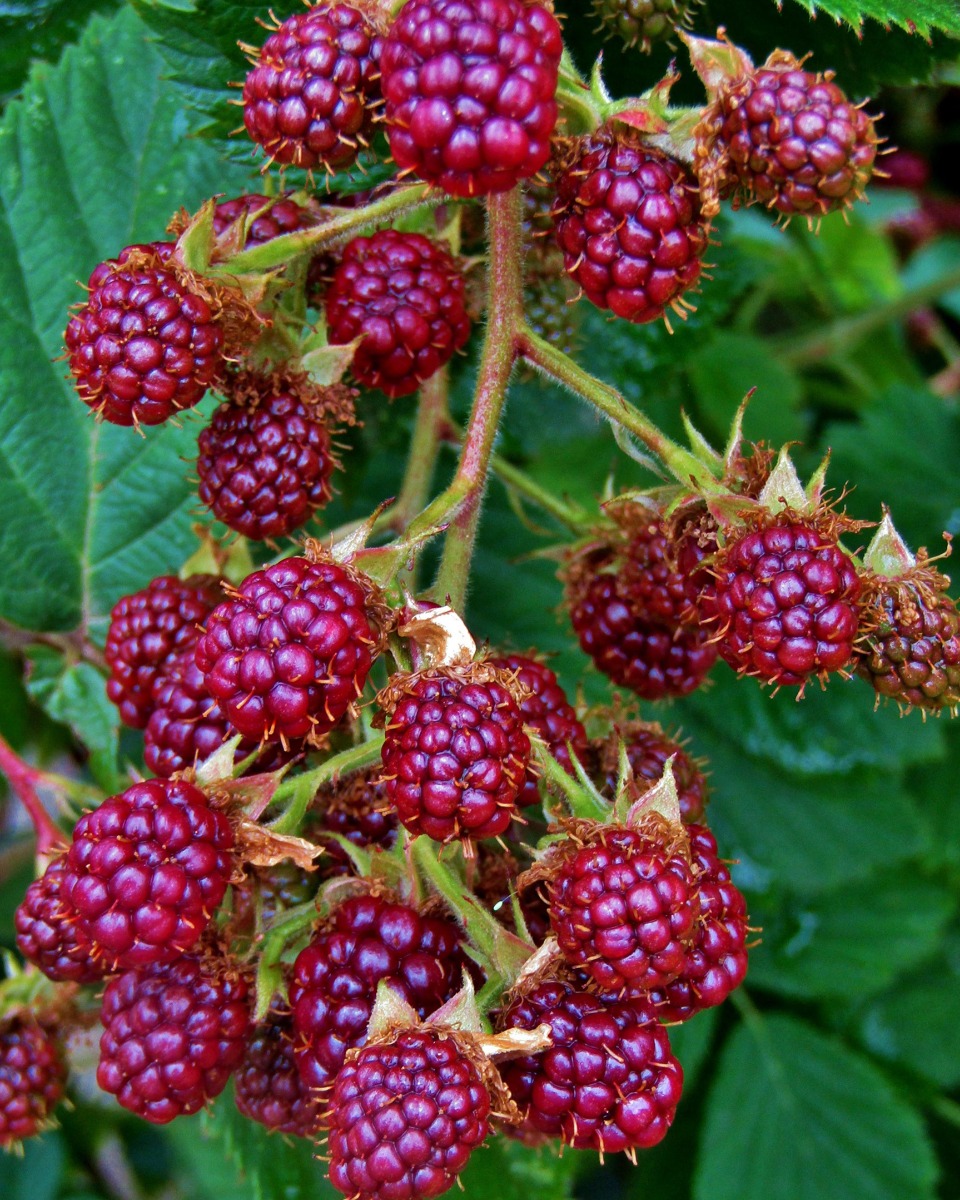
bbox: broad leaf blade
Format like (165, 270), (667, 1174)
(783, 0), (960, 38)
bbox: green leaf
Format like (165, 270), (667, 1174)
(459, 1135), (586, 1200)
(0, 7), (254, 635)
(0, 1), (123, 104)
(695, 1015), (938, 1200)
(748, 868), (957, 1000)
(0, 1130), (64, 1200)
(854, 932), (960, 1089)
(24, 646), (117, 759)
(781, 0), (960, 38)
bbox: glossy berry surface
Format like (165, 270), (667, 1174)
(326, 230), (471, 398)
(195, 556), (379, 743)
(593, 0), (692, 51)
(212, 194), (314, 244)
(97, 956), (251, 1124)
(15, 854), (103, 984)
(62, 779), (234, 969)
(569, 573), (717, 700)
(379, 667), (531, 841)
(328, 1027), (490, 1200)
(487, 653), (588, 806)
(381, 0), (563, 197)
(197, 391), (335, 541)
(548, 823), (698, 996)
(598, 724), (708, 824)
(65, 243), (223, 426)
(702, 521), (862, 687)
(0, 1017), (66, 1147)
(104, 573), (221, 729)
(652, 823), (749, 1021)
(618, 514), (702, 628)
(290, 894), (462, 1088)
(242, 3), (382, 171)
(500, 980), (682, 1152)
(553, 134), (708, 324)
(857, 580), (960, 712)
(234, 1013), (323, 1137)
(719, 66), (877, 216)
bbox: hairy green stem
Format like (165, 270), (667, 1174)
(518, 327), (724, 494)
(269, 735), (384, 832)
(391, 366), (452, 534)
(433, 187), (525, 608)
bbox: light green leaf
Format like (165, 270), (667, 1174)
(459, 1134), (587, 1200)
(695, 1015), (938, 1200)
(782, 0), (960, 38)
(24, 645), (116, 757)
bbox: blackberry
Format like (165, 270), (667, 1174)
(15, 854), (103, 984)
(381, 0), (563, 197)
(97, 955), (251, 1123)
(212, 194), (316, 244)
(597, 722), (709, 824)
(289, 893), (462, 1089)
(0, 1016), (66, 1147)
(234, 1013), (323, 1137)
(325, 230), (471, 398)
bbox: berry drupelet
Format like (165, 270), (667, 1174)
(381, 0), (563, 197)
(234, 1013), (323, 1137)
(326, 229), (471, 398)
(593, 0), (694, 52)
(65, 243), (224, 426)
(212, 193), (315, 244)
(15, 854), (104, 984)
(0, 1016), (66, 1147)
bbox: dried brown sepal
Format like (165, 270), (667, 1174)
(234, 819), (323, 871)
(218, 365), (358, 427)
(373, 659), (533, 726)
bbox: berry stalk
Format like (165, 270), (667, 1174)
(0, 735), (64, 857)
(269, 734), (386, 834)
(391, 366), (453, 535)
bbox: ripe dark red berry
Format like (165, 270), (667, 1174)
(651, 823), (749, 1021)
(547, 822), (698, 996)
(597, 722), (709, 824)
(617, 512), (703, 628)
(65, 243), (224, 426)
(105, 573), (221, 729)
(701, 519), (862, 687)
(234, 1013), (323, 1137)
(326, 230), (471, 398)
(378, 665), (531, 841)
(380, 0), (563, 198)
(592, 0), (694, 51)
(487, 653), (588, 807)
(569, 572), (717, 700)
(499, 979), (682, 1152)
(15, 854), (103, 984)
(0, 1016), (66, 1147)
(97, 955), (251, 1124)
(856, 572), (960, 712)
(327, 1026), (491, 1199)
(212, 194), (316, 244)
(62, 778), (234, 969)
(289, 893), (462, 1089)
(195, 555), (381, 743)
(553, 132), (709, 324)
(241, 3), (383, 172)
(717, 61), (877, 217)
(197, 389), (336, 541)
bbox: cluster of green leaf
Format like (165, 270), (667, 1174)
(1, 2), (959, 1199)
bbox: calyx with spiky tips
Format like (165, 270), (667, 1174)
(592, 0), (696, 54)
(0, 1014), (66, 1148)
(376, 661), (532, 843)
(855, 515), (960, 713)
(598, 720), (709, 824)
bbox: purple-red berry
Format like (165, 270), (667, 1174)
(15, 853), (103, 984)
(597, 723), (709, 824)
(212, 194), (316, 244)
(381, 0), (563, 198)
(234, 1013), (323, 1137)
(0, 1016), (66, 1147)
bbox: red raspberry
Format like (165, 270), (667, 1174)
(547, 823), (698, 996)
(241, 3), (383, 171)
(701, 520), (862, 688)
(597, 723), (709, 824)
(212, 193), (315, 244)
(234, 1013), (323, 1137)
(326, 230), (471, 398)
(327, 1026), (491, 1199)
(65, 243), (223, 426)
(651, 824), (749, 1021)
(197, 390), (336, 541)
(378, 666), (531, 842)
(0, 1016), (66, 1147)
(15, 854), (103, 984)
(569, 573), (717, 700)
(62, 779), (234, 969)
(553, 132), (708, 324)
(856, 576), (960, 712)
(104, 573), (221, 729)
(499, 980), (682, 1152)
(487, 653), (588, 807)
(718, 64), (877, 217)
(314, 768), (399, 875)
(97, 955), (251, 1124)
(289, 893), (462, 1088)
(381, 0), (562, 198)
(195, 556), (380, 743)
(592, 0), (694, 51)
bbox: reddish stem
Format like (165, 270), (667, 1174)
(0, 733), (63, 855)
